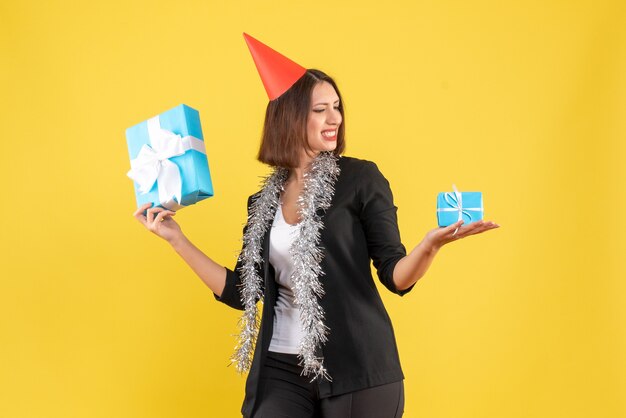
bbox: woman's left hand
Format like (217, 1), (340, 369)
(424, 219), (500, 251)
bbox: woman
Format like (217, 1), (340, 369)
(133, 37), (499, 418)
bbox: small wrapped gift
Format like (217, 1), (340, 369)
(437, 184), (483, 227)
(126, 104), (213, 211)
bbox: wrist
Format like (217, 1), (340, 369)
(168, 234), (189, 251)
(420, 237), (440, 255)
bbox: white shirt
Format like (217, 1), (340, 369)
(267, 203), (304, 354)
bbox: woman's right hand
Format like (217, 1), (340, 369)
(133, 203), (184, 244)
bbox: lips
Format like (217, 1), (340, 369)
(321, 130), (337, 141)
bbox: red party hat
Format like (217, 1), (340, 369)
(243, 33), (307, 100)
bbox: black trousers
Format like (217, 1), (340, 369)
(251, 351), (404, 418)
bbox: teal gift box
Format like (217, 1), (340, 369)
(126, 104), (213, 211)
(437, 185), (483, 227)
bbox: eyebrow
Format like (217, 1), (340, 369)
(313, 99), (341, 106)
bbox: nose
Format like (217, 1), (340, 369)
(326, 108), (341, 125)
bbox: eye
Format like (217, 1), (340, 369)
(313, 109), (325, 113)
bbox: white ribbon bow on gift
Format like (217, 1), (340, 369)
(127, 116), (206, 211)
(437, 184), (483, 235)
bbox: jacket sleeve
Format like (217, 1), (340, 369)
(357, 161), (415, 296)
(213, 195), (257, 310)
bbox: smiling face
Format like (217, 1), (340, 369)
(258, 69), (346, 169)
(305, 81), (342, 157)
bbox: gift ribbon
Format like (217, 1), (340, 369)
(437, 184), (483, 235)
(127, 116), (206, 211)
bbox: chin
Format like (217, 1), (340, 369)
(310, 140), (337, 154)
(323, 142), (337, 152)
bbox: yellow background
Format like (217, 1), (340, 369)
(1, 0), (625, 417)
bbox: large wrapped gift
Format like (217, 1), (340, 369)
(126, 104), (213, 211)
(437, 184), (483, 227)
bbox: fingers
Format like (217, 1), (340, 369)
(133, 203), (152, 224)
(447, 220), (464, 235)
(473, 221), (499, 235)
(153, 209), (176, 224)
(146, 206), (169, 223)
(147, 207), (174, 224)
(146, 206), (159, 223)
(133, 203), (176, 228)
(453, 220), (500, 239)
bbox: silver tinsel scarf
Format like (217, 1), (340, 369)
(231, 151), (341, 382)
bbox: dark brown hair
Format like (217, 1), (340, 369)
(257, 69), (346, 168)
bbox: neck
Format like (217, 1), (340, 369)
(289, 167), (305, 183)
(289, 150), (322, 182)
